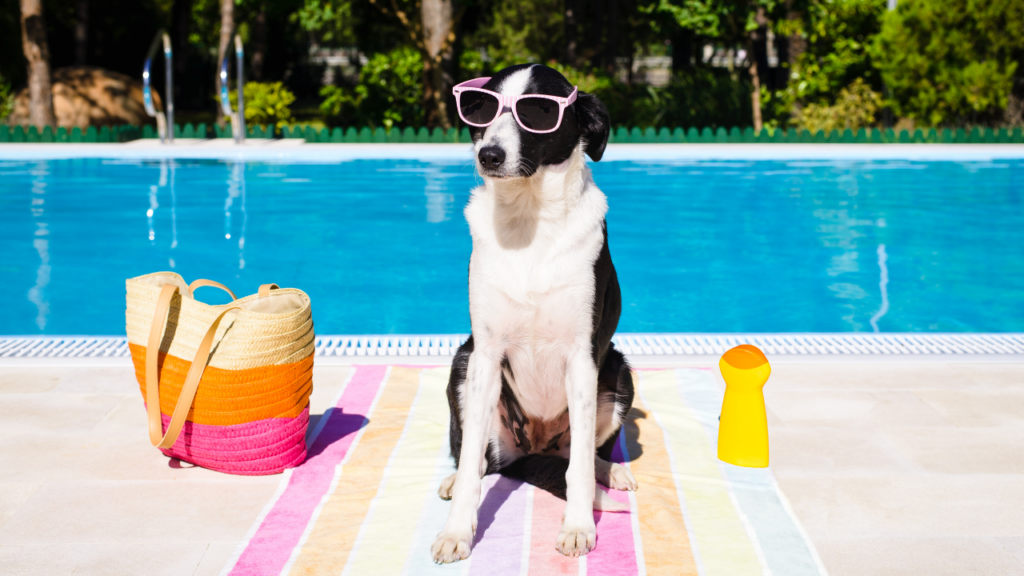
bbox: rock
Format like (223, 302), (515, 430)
(7, 66), (161, 128)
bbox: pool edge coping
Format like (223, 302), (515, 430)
(2, 334), (1022, 366)
(3, 142), (1024, 161)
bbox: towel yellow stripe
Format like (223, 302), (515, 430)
(640, 369), (761, 576)
(626, 372), (699, 576)
(342, 367), (451, 575)
(287, 366), (422, 575)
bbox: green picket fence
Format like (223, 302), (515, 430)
(280, 125), (470, 143)
(138, 123), (275, 139)
(605, 126), (1024, 144)
(283, 125), (1024, 144)
(3, 124), (1023, 144)
(211, 124), (275, 139)
(0, 124), (142, 143)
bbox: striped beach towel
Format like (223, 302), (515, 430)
(220, 366), (827, 576)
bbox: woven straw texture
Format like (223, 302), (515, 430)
(125, 272), (314, 475)
(126, 272), (314, 371)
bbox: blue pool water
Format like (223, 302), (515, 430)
(1, 157), (1022, 335)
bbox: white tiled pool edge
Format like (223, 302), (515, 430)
(3, 142), (1024, 161)
(2, 334), (1022, 366)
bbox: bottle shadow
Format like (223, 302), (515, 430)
(304, 407), (369, 460)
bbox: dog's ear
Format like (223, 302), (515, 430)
(575, 91), (610, 162)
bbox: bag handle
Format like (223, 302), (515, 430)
(145, 283), (241, 449)
(188, 278), (238, 300)
(258, 283), (279, 298)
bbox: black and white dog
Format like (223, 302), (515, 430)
(432, 64), (636, 564)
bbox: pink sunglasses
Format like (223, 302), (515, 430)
(453, 77), (578, 134)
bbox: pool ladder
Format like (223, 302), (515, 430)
(142, 31), (173, 143)
(219, 35), (246, 144)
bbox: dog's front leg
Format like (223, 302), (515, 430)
(557, 347), (599, 556)
(431, 349), (502, 564)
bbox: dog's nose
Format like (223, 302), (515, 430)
(478, 146), (505, 169)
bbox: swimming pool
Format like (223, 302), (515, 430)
(1, 156), (1022, 335)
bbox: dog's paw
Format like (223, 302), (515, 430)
(431, 528), (473, 564)
(438, 473), (456, 500)
(607, 462), (638, 491)
(555, 522), (596, 557)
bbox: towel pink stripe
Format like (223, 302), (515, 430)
(227, 365), (389, 576)
(529, 487), (578, 575)
(588, 433), (640, 575)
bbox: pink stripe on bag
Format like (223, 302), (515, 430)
(159, 408), (309, 475)
(227, 365), (389, 576)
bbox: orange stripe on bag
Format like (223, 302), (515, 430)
(130, 343), (313, 426)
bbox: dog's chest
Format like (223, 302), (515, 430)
(467, 204), (606, 420)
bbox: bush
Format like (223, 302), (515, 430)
(776, 0), (886, 121)
(320, 46), (424, 129)
(794, 78), (882, 132)
(229, 82), (296, 127)
(544, 63), (751, 129)
(871, 0), (1024, 126)
(0, 74), (13, 123)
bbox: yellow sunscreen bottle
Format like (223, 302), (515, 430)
(717, 344), (771, 468)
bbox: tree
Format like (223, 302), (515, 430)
(770, 0), (883, 127)
(74, 0), (87, 65)
(871, 0), (1024, 126)
(653, 0), (781, 132)
(19, 0), (55, 127)
(251, 1), (267, 80)
(367, 0), (463, 128)
(215, 0), (234, 126)
(170, 0), (193, 105)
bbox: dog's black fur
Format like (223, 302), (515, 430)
(472, 64), (611, 178)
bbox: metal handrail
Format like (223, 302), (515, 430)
(142, 30), (173, 143)
(219, 35), (246, 144)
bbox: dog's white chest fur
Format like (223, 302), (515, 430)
(464, 150), (607, 422)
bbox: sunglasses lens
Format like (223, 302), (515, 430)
(515, 97), (560, 131)
(459, 91), (499, 125)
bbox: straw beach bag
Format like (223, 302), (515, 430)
(125, 272), (314, 475)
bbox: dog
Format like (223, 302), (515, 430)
(431, 64), (636, 564)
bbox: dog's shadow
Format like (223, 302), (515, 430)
(616, 407), (646, 463)
(473, 475), (522, 545)
(471, 407), (649, 545)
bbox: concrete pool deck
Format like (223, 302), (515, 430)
(1, 353), (1023, 575)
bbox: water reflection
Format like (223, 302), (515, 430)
(225, 162), (247, 269)
(815, 170), (889, 331)
(146, 160), (179, 267)
(424, 166), (453, 223)
(27, 162), (50, 330)
(869, 244), (890, 332)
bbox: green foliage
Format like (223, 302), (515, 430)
(462, 0), (565, 71)
(320, 46), (424, 129)
(871, 0), (1024, 126)
(795, 77), (881, 132)
(291, 0), (356, 46)
(781, 0), (884, 113)
(652, 0), (753, 38)
(544, 62), (751, 129)
(0, 73), (13, 123)
(229, 82), (297, 127)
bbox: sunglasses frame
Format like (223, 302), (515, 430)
(452, 77), (578, 134)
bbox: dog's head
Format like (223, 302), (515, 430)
(466, 64), (610, 179)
